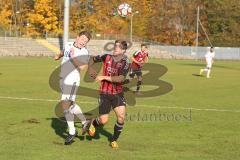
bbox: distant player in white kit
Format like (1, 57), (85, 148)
(54, 31), (91, 145)
(200, 46), (215, 78)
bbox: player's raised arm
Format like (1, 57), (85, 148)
(89, 54), (108, 65)
(96, 58), (129, 83)
(88, 54), (108, 79)
(96, 75), (125, 83)
(54, 50), (64, 61)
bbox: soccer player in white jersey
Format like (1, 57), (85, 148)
(54, 31), (92, 145)
(200, 47), (215, 78)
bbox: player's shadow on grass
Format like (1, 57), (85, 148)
(47, 118), (68, 139)
(192, 73), (203, 77)
(47, 118), (85, 141)
(47, 117), (112, 142)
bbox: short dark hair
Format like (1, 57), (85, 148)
(141, 43), (148, 48)
(79, 31), (92, 40)
(115, 40), (128, 50)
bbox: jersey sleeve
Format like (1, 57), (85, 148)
(93, 54), (108, 63)
(133, 51), (140, 57)
(119, 58), (130, 76)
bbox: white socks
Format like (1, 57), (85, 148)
(70, 104), (87, 125)
(200, 68), (211, 78)
(207, 69), (211, 78)
(64, 103), (87, 135)
(64, 109), (75, 135)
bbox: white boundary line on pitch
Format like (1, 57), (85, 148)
(139, 105), (240, 113)
(0, 96), (58, 102)
(0, 96), (239, 113)
(0, 96), (96, 104)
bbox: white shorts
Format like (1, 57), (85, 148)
(60, 76), (80, 102)
(206, 62), (212, 69)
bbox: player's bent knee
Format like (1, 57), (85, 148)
(61, 100), (72, 110)
(99, 116), (108, 125)
(117, 114), (125, 124)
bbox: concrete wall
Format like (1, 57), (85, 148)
(0, 37), (55, 56)
(1, 37), (240, 60)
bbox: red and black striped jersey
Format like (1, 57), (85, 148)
(131, 50), (148, 70)
(93, 54), (129, 95)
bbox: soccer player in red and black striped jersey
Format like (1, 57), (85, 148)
(87, 40), (129, 149)
(129, 43), (149, 93)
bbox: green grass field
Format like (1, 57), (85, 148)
(0, 57), (240, 160)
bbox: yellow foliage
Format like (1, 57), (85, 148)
(0, 2), (12, 30)
(27, 0), (59, 36)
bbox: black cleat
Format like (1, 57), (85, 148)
(64, 131), (78, 145)
(122, 79), (130, 85)
(81, 120), (91, 135)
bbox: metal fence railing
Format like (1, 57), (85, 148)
(162, 46), (240, 60)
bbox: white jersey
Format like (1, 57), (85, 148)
(60, 42), (90, 80)
(205, 51), (215, 63)
(205, 51), (215, 68)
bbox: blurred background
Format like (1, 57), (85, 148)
(0, 0), (239, 46)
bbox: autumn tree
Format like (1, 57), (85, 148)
(0, 0), (239, 46)
(85, 0), (129, 36)
(27, 0), (59, 37)
(204, 0), (240, 46)
(0, 0), (12, 32)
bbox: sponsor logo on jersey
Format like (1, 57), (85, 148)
(107, 67), (118, 74)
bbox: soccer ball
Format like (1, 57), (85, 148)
(117, 3), (132, 17)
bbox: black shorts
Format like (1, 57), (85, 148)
(98, 93), (126, 115)
(129, 69), (142, 78)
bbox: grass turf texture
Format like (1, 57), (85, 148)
(0, 57), (239, 160)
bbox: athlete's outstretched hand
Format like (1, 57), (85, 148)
(54, 51), (64, 61)
(95, 75), (105, 82)
(54, 54), (61, 61)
